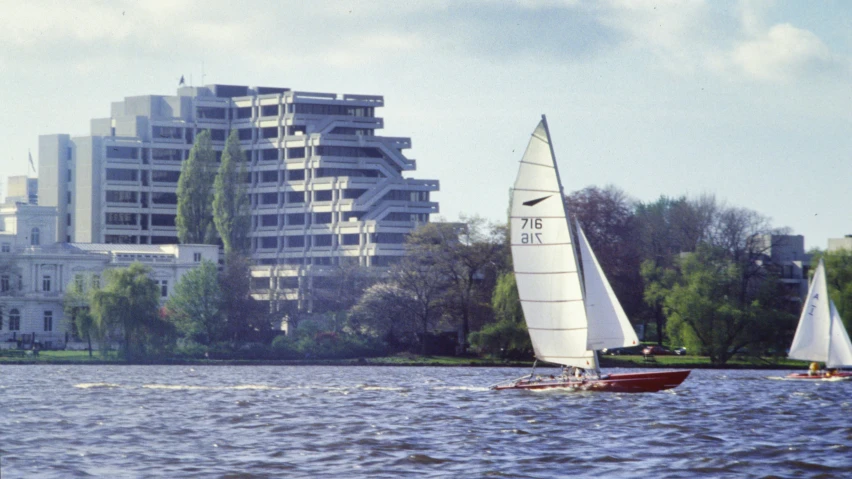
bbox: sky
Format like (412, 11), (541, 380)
(1, 0), (850, 250)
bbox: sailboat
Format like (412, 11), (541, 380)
(492, 116), (690, 393)
(786, 258), (852, 380)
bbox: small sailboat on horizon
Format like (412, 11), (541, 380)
(492, 116), (689, 393)
(786, 258), (852, 381)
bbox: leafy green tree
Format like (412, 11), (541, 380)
(62, 274), (98, 357)
(167, 260), (224, 344)
(810, 248), (852, 331)
(652, 246), (794, 365)
(213, 129), (251, 255)
(469, 272), (531, 359)
(90, 263), (171, 359)
(176, 130), (217, 244)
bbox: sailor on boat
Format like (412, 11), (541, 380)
(808, 362), (820, 376)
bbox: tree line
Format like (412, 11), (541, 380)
(58, 126), (852, 364)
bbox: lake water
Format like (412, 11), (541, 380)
(1, 365), (850, 478)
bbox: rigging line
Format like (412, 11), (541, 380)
(514, 271), (579, 275)
(512, 188), (560, 193)
(517, 160), (555, 169)
(511, 242), (573, 247)
(528, 327), (587, 331)
(522, 299), (584, 304)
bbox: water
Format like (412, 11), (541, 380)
(1, 366), (850, 478)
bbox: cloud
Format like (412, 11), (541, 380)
(721, 23), (843, 82)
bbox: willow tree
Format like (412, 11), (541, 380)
(213, 129), (251, 255)
(176, 130), (217, 244)
(90, 263), (170, 359)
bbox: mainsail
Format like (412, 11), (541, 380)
(510, 117), (636, 369)
(788, 259), (852, 368)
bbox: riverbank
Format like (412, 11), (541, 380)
(0, 350), (810, 369)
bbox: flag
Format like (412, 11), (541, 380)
(179, 75), (185, 86)
(28, 150), (35, 173)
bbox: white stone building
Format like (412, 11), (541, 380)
(0, 203), (218, 349)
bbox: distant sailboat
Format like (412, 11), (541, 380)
(492, 116), (690, 393)
(786, 258), (852, 381)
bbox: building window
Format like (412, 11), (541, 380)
(75, 274), (85, 291)
(1, 275), (9, 292)
(43, 275), (51, 292)
(1, 243), (10, 253)
(106, 168), (139, 181)
(193, 252), (202, 262)
(160, 280), (168, 298)
(92, 275), (100, 289)
(286, 236), (305, 248)
(9, 309), (20, 330)
(31, 227), (40, 246)
(44, 311), (53, 332)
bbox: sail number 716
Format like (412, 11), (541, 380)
(520, 218), (543, 244)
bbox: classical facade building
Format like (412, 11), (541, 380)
(0, 203), (218, 349)
(39, 84), (439, 312)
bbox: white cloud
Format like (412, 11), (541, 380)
(724, 23), (839, 82)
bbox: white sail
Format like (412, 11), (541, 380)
(789, 259), (852, 367)
(510, 118), (595, 369)
(828, 300), (852, 368)
(576, 223), (640, 350)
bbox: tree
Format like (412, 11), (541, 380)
(219, 252), (269, 341)
(469, 272), (531, 359)
(388, 251), (451, 355)
(90, 263), (171, 359)
(651, 246), (794, 365)
(176, 130), (217, 244)
(62, 274), (97, 357)
(811, 248), (852, 331)
(213, 129), (251, 255)
(311, 259), (379, 314)
(405, 217), (504, 352)
(349, 282), (419, 350)
(167, 260), (225, 344)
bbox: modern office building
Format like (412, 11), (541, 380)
(755, 234), (810, 302)
(827, 236), (852, 252)
(39, 84), (439, 312)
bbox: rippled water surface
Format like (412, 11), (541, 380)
(1, 366), (850, 478)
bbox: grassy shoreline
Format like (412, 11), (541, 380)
(0, 350), (811, 370)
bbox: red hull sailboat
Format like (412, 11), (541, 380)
(493, 116), (689, 393)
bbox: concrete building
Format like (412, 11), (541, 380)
(827, 235), (852, 252)
(39, 84), (439, 312)
(755, 234), (811, 302)
(0, 203), (218, 349)
(6, 176), (38, 205)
